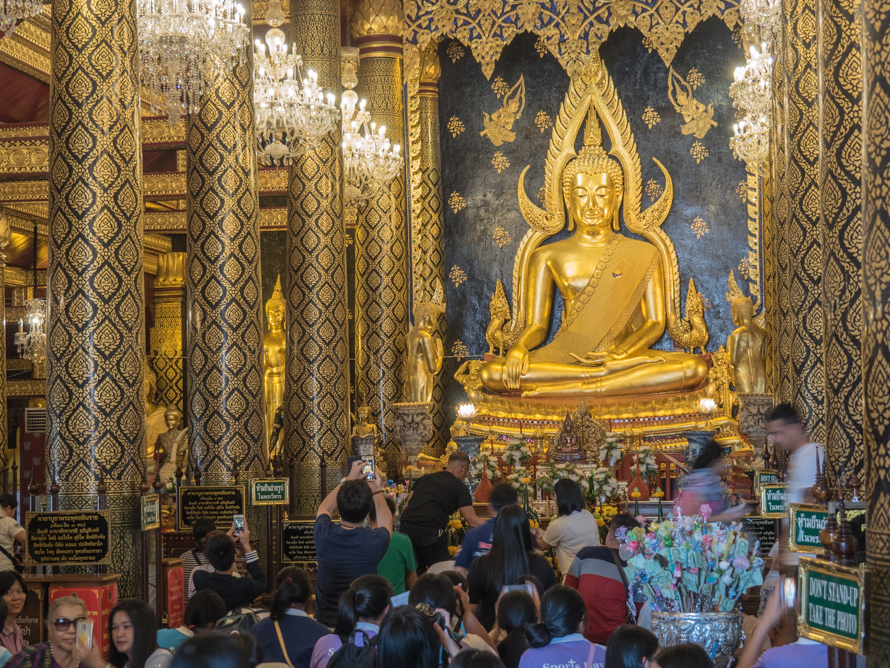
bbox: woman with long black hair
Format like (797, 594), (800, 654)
(309, 575), (392, 668)
(494, 591), (537, 668)
(251, 567), (328, 667)
(518, 586), (601, 668)
(467, 505), (556, 630)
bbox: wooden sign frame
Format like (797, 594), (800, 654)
(25, 510), (111, 567)
(141, 495), (161, 531)
(759, 483), (789, 518)
(177, 485), (246, 529)
(798, 557), (867, 654)
(754, 469), (779, 496)
(788, 503), (829, 553)
(250, 479), (289, 506)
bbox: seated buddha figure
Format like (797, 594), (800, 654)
(480, 126), (708, 398)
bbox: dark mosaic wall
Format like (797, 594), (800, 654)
(439, 22), (748, 415)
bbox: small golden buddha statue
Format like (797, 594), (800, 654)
(405, 280), (446, 404)
(726, 273), (767, 394)
(263, 275), (286, 456)
(352, 404), (379, 440)
(481, 109), (708, 397)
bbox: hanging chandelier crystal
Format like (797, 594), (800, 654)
(137, 0), (250, 125)
(254, 29), (340, 166)
(15, 298), (46, 374)
(341, 94), (403, 202)
(729, 44), (773, 170)
(0, 0), (42, 36)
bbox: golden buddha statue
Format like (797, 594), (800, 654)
(726, 272), (767, 394)
(405, 280), (446, 404)
(144, 362), (167, 471)
(479, 61), (709, 400)
(263, 276), (286, 455)
(352, 404), (379, 440)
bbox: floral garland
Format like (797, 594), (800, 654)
(507, 465), (535, 497)
(617, 506), (765, 613)
(470, 453), (500, 482)
(503, 437), (533, 467)
(535, 460), (590, 495)
(637, 447), (659, 478)
(597, 432), (624, 467)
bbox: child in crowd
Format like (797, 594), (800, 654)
(157, 590), (227, 653)
(604, 625), (658, 668)
(651, 643), (713, 668)
(493, 590), (537, 668)
(517, 586), (604, 668)
(310, 574), (392, 668)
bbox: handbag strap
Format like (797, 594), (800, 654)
(0, 543), (17, 565)
(586, 642), (597, 667)
(193, 549), (202, 566)
(608, 548), (636, 622)
(274, 620), (295, 668)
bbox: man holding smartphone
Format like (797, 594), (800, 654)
(192, 518), (267, 611)
(314, 459), (393, 626)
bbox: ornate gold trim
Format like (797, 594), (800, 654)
(8, 379), (46, 397)
(145, 208), (287, 231)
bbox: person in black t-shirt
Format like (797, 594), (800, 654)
(398, 451), (484, 572)
(314, 459), (393, 626)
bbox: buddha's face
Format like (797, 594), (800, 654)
(267, 303), (284, 328)
(165, 412), (181, 430)
(569, 171), (620, 233)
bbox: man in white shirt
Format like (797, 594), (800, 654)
(765, 404), (822, 503)
(0, 495), (25, 572)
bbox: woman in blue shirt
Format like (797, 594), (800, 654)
(519, 586), (604, 668)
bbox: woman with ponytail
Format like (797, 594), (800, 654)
(309, 575), (392, 668)
(518, 586), (604, 668)
(251, 567), (328, 667)
(495, 591), (537, 668)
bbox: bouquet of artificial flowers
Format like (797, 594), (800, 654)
(598, 432), (624, 467)
(503, 437), (533, 467)
(536, 460), (590, 494)
(636, 447), (659, 478)
(588, 466), (618, 503)
(616, 505), (764, 613)
(470, 453), (500, 482)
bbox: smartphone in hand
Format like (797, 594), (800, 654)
(361, 455), (376, 481)
(233, 514), (246, 537)
(76, 618), (93, 653)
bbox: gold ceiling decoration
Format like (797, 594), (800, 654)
(405, 0), (741, 79)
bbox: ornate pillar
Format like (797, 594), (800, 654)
(150, 252), (186, 414)
(408, 43), (448, 456)
(817, 0), (862, 484)
(352, 0), (410, 475)
(863, 1), (890, 662)
(186, 0), (266, 485)
(46, 0), (144, 597)
(0, 214), (8, 474)
(285, 0), (349, 517)
(779, 0), (825, 441)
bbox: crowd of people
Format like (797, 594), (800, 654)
(0, 405), (850, 668)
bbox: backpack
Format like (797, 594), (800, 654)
(327, 631), (378, 668)
(215, 607), (260, 632)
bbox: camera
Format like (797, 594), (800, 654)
(415, 602), (446, 630)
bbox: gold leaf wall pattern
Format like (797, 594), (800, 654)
(405, 0), (741, 79)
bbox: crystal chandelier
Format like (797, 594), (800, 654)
(729, 44), (773, 169)
(254, 30), (340, 166)
(15, 298), (46, 375)
(340, 48), (403, 202)
(137, 0), (250, 125)
(0, 0), (41, 36)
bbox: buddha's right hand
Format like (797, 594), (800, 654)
(504, 345), (529, 390)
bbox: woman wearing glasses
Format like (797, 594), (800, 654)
(5, 596), (91, 668)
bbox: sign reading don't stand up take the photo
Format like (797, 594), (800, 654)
(789, 503), (829, 553)
(759, 483), (789, 518)
(798, 557), (867, 654)
(178, 486), (246, 529)
(26, 511), (111, 567)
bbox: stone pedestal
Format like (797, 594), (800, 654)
(453, 435), (485, 494)
(737, 393), (774, 465)
(394, 402), (432, 469)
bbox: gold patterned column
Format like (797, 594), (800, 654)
(779, 0), (824, 440)
(352, 0), (410, 475)
(817, 0), (862, 484)
(46, 0), (144, 597)
(0, 212), (8, 475)
(863, 1), (890, 662)
(150, 252), (186, 413)
(186, 0), (267, 485)
(285, 0), (349, 517)
(407, 42), (447, 456)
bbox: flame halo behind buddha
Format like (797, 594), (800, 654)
(475, 54), (711, 402)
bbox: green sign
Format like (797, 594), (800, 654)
(759, 483), (788, 517)
(251, 479), (289, 505)
(799, 557), (866, 654)
(141, 495), (160, 531)
(789, 503), (828, 553)
(756, 470), (778, 493)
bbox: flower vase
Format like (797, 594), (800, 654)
(651, 611), (742, 668)
(454, 435), (485, 494)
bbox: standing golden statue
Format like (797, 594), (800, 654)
(726, 271), (767, 393)
(263, 275), (286, 456)
(405, 280), (446, 403)
(480, 81), (709, 397)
